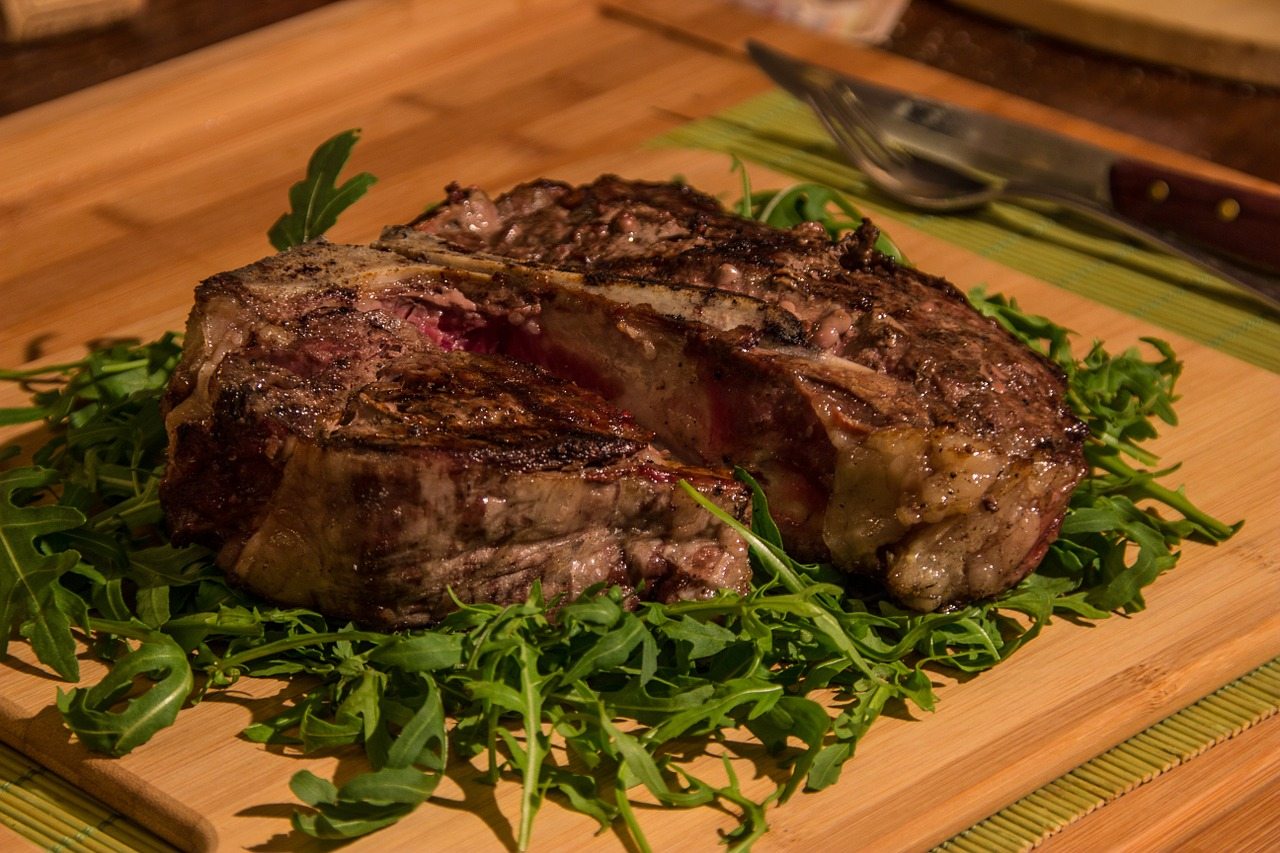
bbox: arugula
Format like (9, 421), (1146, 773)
(0, 168), (1239, 850)
(57, 632), (193, 755)
(969, 289), (1239, 613)
(0, 467), (86, 680)
(1, 335), (184, 683)
(732, 156), (909, 264)
(267, 129), (378, 251)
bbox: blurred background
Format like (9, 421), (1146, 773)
(3, 0), (1278, 183)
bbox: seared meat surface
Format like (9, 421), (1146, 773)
(162, 243), (749, 628)
(162, 174), (1086, 622)
(402, 176), (1088, 610)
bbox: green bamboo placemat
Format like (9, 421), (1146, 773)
(658, 91), (1280, 374)
(0, 743), (174, 852)
(936, 658), (1280, 852)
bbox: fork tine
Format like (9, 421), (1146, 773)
(815, 83), (910, 169)
(806, 86), (900, 184)
(829, 83), (911, 167)
(809, 81), (991, 207)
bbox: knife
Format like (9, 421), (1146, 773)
(747, 40), (1280, 272)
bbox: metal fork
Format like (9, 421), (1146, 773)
(804, 81), (1280, 310)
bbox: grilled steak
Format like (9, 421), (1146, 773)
(393, 175), (1088, 611)
(162, 174), (1086, 622)
(161, 242), (750, 628)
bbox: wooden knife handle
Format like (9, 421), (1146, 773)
(1109, 159), (1280, 271)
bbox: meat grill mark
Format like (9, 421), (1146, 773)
(161, 175), (1087, 624)
(161, 242), (751, 628)
(400, 175), (1088, 611)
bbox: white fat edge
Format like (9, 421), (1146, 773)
(378, 229), (808, 341)
(165, 295), (247, 428)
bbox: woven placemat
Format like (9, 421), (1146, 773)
(936, 658), (1280, 851)
(0, 742), (174, 852)
(658, 91), (1280, 374)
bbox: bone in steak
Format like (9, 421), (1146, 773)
(161, 242), (750, 628)
(161, 175), (1086, 623)
(394, 175), (1089, 611)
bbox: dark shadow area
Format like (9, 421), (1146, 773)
(879, 694), (926, 723)
(0, 651), (69, 682)
(243, 812), (349, 852)
(0, 423), (57, 469)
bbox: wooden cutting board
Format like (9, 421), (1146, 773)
(1, 1), (1278, 850)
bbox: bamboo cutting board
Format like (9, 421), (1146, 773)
(1, 1), (1278, 850)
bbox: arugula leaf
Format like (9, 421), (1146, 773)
(0, 407), (47, 426)
(0, 467), (87, 680)
(745, 695), (829, 802)
(267, 129), (378, 251)
(290, 767), (429, 839)
(287, 674), (448, 839)
(744, 182), (909, 264)
(730, 155), (755, 218)
(367, 633), (463, 673)
(56, 632), (192, 755)
(384, 676), (447, 771)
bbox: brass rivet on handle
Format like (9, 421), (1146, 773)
(1217, 198), (1241, 222)
(1148, 180), (1170, 202)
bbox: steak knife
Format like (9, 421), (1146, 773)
(748, 40), (1280, 272)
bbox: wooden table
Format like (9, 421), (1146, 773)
(1, 1), (1277, 850)
(7, 0), (1280, 185)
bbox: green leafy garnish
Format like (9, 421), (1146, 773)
(970, 289), (1239, 613)
(731, 160), (908, 264)
(0, 467), (86, 680)
(56, 632), (193, 755)
(0, 173), (1237, 850)
(1, 335), (183, 680)
(267, 129), (378, 251)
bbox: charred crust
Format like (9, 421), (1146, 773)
(164, 175), (1089, 624)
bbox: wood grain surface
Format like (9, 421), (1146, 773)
(1, 1), (1278, 850)
(7, 0), (1280, 185)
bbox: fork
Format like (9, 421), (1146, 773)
(804, 81), (1280, 311)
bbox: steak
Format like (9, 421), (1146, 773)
(161, 242), (750, 628)
(161, 174), (1087, 622)
(390, 175), (1089, 611)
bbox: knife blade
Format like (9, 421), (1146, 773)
(748, 40), (1280, 272)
